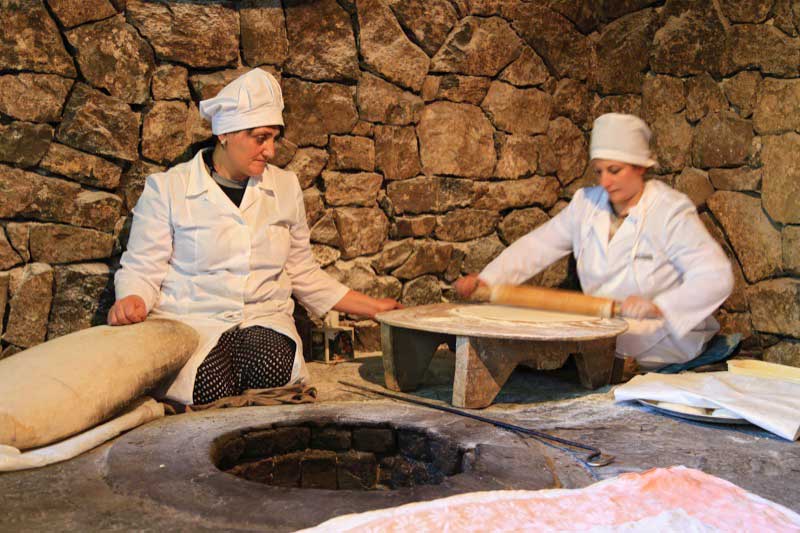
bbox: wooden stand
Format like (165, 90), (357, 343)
(377, 304), (627, 409)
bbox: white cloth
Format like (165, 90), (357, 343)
(0, 398), (164, 472)
(614, 372), (800, 441)
(590, 113), (657, 167)
(115, 149), (349, 404)
(480, 180), (734, 367)
(199, 69), (284, 134)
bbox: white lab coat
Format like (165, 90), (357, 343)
(115, 150), (349, 404)
(480, 180), (734, 368)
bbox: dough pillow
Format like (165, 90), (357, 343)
(0, 319), (198, 450)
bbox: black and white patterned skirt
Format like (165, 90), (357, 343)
(192, 326), (296, 405)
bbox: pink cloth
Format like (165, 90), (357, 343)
(303, 466), (800, 532)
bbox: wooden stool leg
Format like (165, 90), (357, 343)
(573, 337), (617, 389)
(382, 324), (451, 392)
(453, 337), (520, 409)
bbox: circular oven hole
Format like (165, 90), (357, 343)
(214, 423), (464, 490)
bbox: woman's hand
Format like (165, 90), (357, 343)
(454, 274), (486, 299)
(333, 291), (403, 319)
(107, 295), (148, 326)
(372, 297), (403, 315)
(620, 296), (662, 319)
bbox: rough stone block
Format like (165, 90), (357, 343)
(753, 79), (800, 135)
(783, 226), (800, 275)
(47, 0), (116, 28)
(435, 209), (499, 242)
(352, 427), (395, 453)
(322, 172), (382, 207)
(482, 82), (551, 136)
(418, 101), (496, 178)
(747, 278), (800, 337)
(707, 167), (761, 192)
(241, 0), (289, 68)
(336, 451), (377, 490)
(401, 275), (443, 306)
(431, 16), (521, 77)
(761, 132), (800, 224)
(242, 427), (311, 460)
(594, 9), (658, 95)
(422, 75), (492, 105)
(4, 263), (54, 348)
(270, 452), (302, 487)
(127, 0), (239, 68)
(151, 65), (190, 101)
(0, 122), (53, 168)
(300, 450), (338, 489)
(764, 341), (800, 368)
(499, 207), (549, 245)
(0, 73), (73, 123)
(0, 1), (76, 76)
(57, 84), (140, 162)
(334, 208), (389, 259)
(47, 263), (113, 340)
(499, 46), (548, 87)
(284, 79), (357, 147)
(357, 72), (423, 126)
(311, 426), (352, 451)
(392, 241), (452, 279)
(65, 15), (155, 104)
(327, 136), (375, 172)
(357, 0), (429, 91)
(40, 143), (122, 191)
(707, 191), (782, 283)
(391, 216), (436, 238)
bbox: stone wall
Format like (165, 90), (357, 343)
(0, 0), (798, 364)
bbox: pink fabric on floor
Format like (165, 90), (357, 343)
(302, 466), (800, 532)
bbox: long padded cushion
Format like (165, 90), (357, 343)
(0, 319), (198, 450)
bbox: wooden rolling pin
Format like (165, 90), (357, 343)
(471, 284), (622, 319)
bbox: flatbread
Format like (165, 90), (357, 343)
(453, 305), (600, 324)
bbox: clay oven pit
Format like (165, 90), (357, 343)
(103, 402), (560, 531)
(216, 423), (464, 491)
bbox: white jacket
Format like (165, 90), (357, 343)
(115, 150), (349, 403)
(480, 180), (734, 368)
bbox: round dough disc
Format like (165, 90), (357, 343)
(453, 305), (600, 324)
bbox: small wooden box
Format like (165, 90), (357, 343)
(311, 326), (355, 363)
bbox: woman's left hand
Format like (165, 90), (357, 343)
(372, 298), (403, 316)
(620, 296), (662, 319)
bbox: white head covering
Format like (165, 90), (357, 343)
(590, 113), (656, 168)
(199, 69), (284, 135)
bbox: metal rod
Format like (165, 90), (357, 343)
(339, 381), (614, 467)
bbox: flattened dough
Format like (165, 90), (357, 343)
(453, 304), (600, 324)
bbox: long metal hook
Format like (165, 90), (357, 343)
(339, 381), (614, 467)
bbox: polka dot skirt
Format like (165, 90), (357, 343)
(192, 326), (296, 405)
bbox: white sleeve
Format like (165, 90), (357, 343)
(284, 179), (349, 316)
(653, 202), (734, 338)
(114, 175), (173, 312)
(479, 189), (581, 286)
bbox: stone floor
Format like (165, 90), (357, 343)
(2, 351), (799, 531)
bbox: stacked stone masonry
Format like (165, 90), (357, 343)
(0, 0), (798, 365)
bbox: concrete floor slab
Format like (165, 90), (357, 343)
(2, 354), (798, 531)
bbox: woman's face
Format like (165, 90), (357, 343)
(219, 126), (281, 179)
(592, 159), (647, 208)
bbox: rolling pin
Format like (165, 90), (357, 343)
(471, 284), (622, 319)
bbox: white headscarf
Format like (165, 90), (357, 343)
(590, 113), (657, 168)
(199, 69), (284, 135)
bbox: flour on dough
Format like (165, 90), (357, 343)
(452, 305), (600, 324)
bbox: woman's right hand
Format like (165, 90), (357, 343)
(454, 274), (486, 299)
(107, 295), (148, 326)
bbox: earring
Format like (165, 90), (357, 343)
(220, 139), (227, 148)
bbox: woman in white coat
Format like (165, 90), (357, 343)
(455, 113), (734, 370)
(109, 69), (401, 404)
